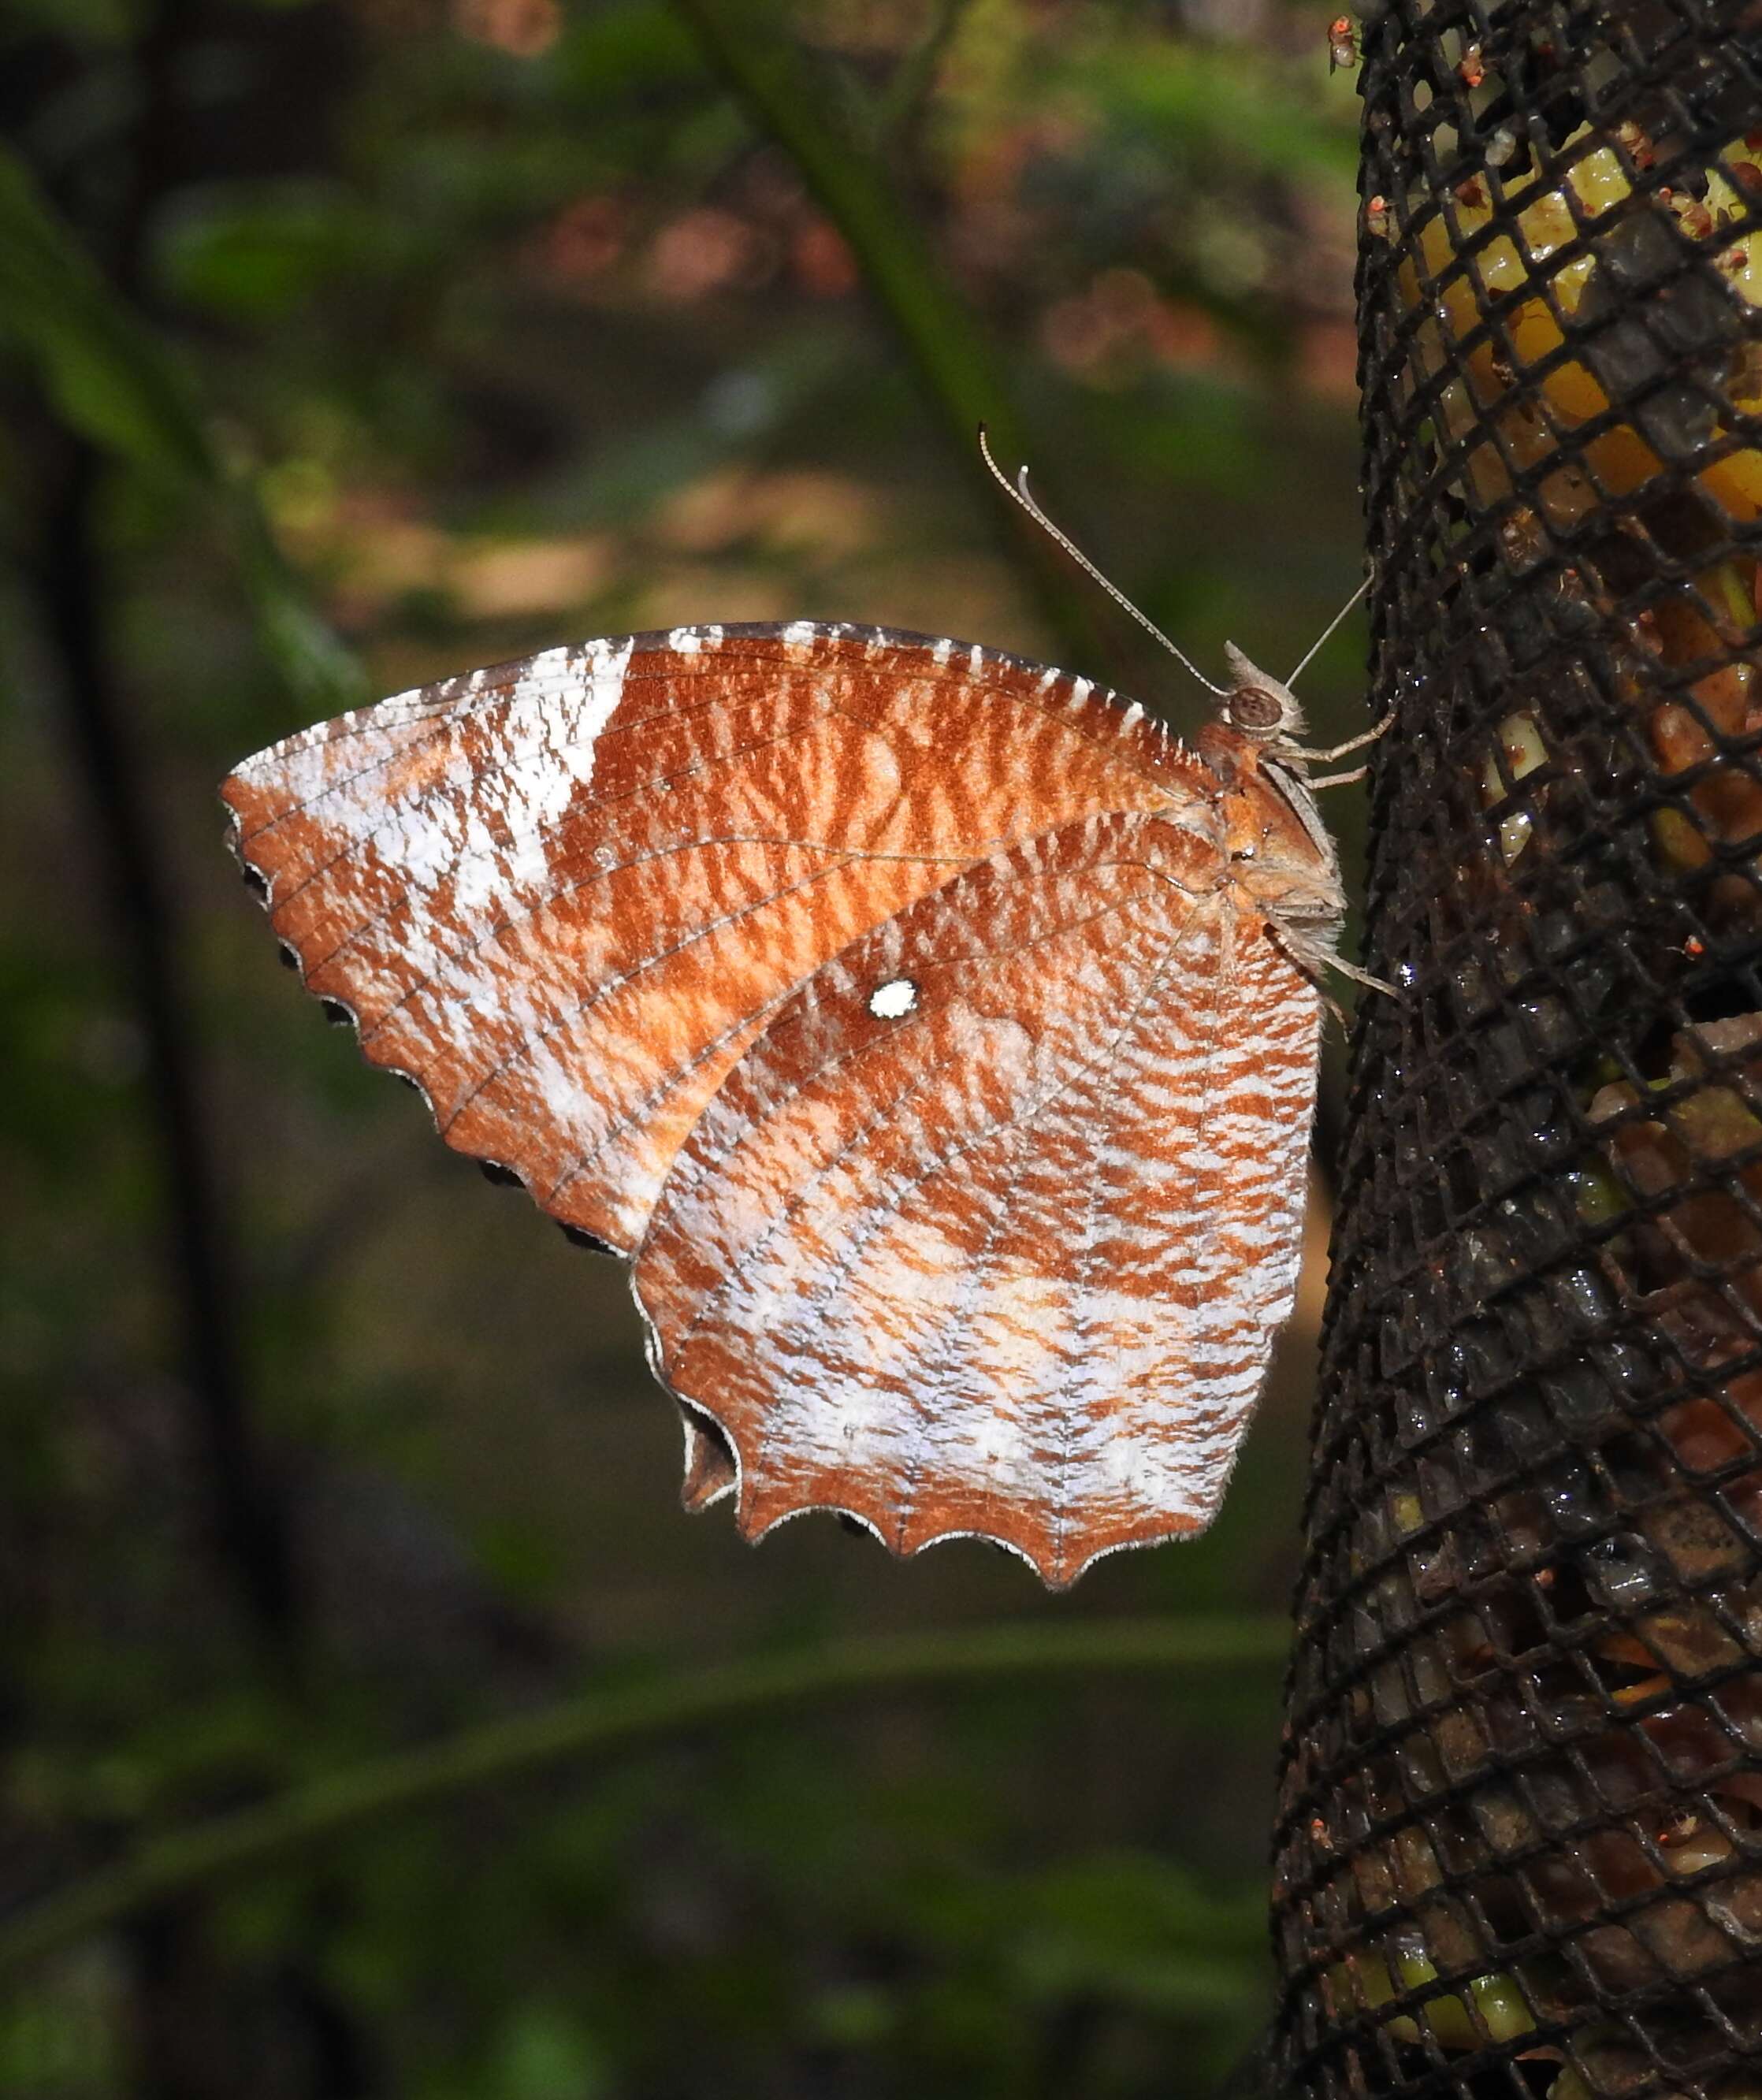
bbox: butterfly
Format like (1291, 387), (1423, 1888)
(221, 464), (1378, 1588)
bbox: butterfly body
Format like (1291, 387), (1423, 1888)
(224, 621), (1345, 1585)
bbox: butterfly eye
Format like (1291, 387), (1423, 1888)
(1228, 687), (1286, 734)
(868, 976), (920, 1020)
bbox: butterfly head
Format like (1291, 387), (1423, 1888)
(1220, 645), (1307, 746)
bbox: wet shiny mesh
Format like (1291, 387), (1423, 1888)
(1271, 6), (1762, 2098)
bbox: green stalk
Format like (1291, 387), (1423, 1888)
(0, 1615), (1284, 1980)
(669, 0), (1103, 669)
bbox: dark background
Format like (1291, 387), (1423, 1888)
(1, 2), (1371, 2093)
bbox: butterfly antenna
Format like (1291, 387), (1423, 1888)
(1284, 574), (1370, 688)
(977, 426), (1224, 697)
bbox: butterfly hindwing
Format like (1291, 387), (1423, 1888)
(634, 811), (1322, 1587)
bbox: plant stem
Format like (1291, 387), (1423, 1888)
(34, 433), (301, 1652)
(669, 0), (1107, 673)
(0, 1615), (1285, 1980)
(878, 0), (977, 151)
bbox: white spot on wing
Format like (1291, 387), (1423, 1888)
(868, 977), (920, 1020)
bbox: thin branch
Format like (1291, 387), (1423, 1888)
(1, 123), (344, 1659)
(34, 434), (300, 1652)
(877, 0), (976, 150)
(0, 1615), (1287, 1979)
(669, 0), (1109, 675)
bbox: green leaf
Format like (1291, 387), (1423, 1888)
(0, 150), (211, 484)
(0, 141), (364, 711)
(156, 181), (390, 323)
(1070, 38), (1359, 191)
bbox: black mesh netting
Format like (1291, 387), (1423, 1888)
(1269, 6), (1762, 2098)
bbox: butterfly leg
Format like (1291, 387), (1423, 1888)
(1310, 980), (1351, 1030)
(1268, 922), (1397, 1005)
(1307, 764), (1369, 790)
(1323, 950), (1398, 997)
(1277, 712), (1396, 766)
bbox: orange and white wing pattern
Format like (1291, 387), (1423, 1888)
(223, 619), (1333, 1585)
(221, 623), (1191, 1255)
(636, 811), (1322, 1586)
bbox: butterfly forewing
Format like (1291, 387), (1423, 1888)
(221, 625), (1186, 1254)
(223, 620), (1335, 1585)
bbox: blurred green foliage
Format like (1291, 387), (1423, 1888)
(0, 1), (1365, 2094)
